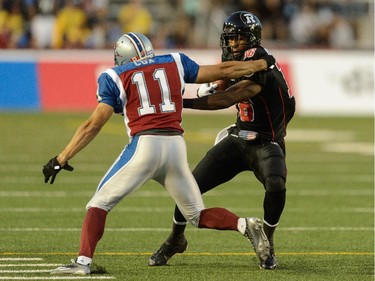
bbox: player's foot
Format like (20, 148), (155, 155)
(148, 237), (188, 266)
(50, 259), (90, 275)
(260, 252), (277, 269)
(243, 217), (270, 262)
(260, 238), (277, 269)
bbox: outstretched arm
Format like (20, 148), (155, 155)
(56, 102), (114, 166)
(183, 80), (260, 110)
(196, 59), (268, 84)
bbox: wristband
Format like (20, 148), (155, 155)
(263, 54), (276, 70)
(183, 99), (194, 108)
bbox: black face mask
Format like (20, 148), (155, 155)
(220, 32), (259, 61)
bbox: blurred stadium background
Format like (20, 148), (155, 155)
(0, 0), (373, 50)
(0, 0), (373, 114)
(0, 1), (373, 280)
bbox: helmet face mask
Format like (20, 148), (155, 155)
(220, 11), (262, 60)
(114, 32), (155, 66)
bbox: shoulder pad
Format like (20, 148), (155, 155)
(243, 46), (270, 61)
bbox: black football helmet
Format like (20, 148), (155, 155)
(220, 11), (262, 61)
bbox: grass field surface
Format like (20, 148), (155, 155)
(0, 112), (373, 280)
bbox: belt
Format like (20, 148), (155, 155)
(135, 129), (182, 136)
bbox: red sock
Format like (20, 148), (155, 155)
(198, 208), (239, 230)
(78, 207), (107, 258)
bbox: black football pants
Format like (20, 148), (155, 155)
(174, 135), (287, 226)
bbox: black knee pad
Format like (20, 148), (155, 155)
(265, 176), (286, 193)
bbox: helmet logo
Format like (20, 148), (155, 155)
(130, 56), (140, 62)
(242, 13), (257, 25)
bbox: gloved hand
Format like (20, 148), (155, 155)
(197, 83), (218, 97)
(43, 156), (74, 184)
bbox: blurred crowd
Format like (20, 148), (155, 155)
(0, 0), (373, 50)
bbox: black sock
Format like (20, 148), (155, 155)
(263, 189), (286, 225)
(166, 206), (187, 242)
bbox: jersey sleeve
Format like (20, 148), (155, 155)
(177, 53), (200, 83)
(242, 47), (274, 87)
(97, 72), (123, 114)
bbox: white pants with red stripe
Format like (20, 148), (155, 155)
(86, 134), (205, 227)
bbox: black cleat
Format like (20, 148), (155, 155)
(148, 238), (188, 266)
(260, 253), (277, 269)
(260, 236), (277, 270)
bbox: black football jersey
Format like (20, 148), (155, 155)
(225, 46), (295, 142)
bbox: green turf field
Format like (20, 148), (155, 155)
(0, 112), (373, 280)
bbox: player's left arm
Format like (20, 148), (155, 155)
(196, 59), (268, 84)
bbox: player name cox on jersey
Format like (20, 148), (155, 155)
(133, 58), (156, 66)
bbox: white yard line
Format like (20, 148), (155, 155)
(0, 277), (115, 280)
(322, 142), (374, 156)
(0, 264), (61, 267)
(0, 258), (42, 261)
(0, 269), (50, 273)
(0, 226), (372, 232)
(0, 258), (115, 279)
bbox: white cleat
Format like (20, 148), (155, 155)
(50, 259), (90, 275)
(243, 217), (270, 262)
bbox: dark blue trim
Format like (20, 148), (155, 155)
(127, 33), (144, 56)
(97, 135), (140, 190)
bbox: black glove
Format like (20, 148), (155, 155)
(43, 156), (74, 184)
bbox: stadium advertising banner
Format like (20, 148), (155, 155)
(39, 62), (100, 111)
(288, 50), (374, 116)
(0, 50), (373, 116)
(0, 61), (40, 111)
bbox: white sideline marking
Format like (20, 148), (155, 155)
(322, 142), (374, 156)
(0, 269), (50, 273)
(0, 191), (68, 197)
(0, 258), (42, 261)
(286, 129), (355, 142)
(0, 277), (114, 280)
(0, 206), (373, 214)
(0, 258), (115, 280)
(0, 264), (61, 267)
(0, 191), (170, 198)
(0, 226), (372, 232)
(0, 187), (373, 198)
(282, 227), (373, 231)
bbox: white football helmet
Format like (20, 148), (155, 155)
(114, 32), (155, 66)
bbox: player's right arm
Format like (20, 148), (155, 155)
(183, 79), (260, 110)
(195, 60), (267, 83)
(56, 102), (114, 166)
(43, 102), (114, 184)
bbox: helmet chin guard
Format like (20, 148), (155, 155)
(114, 32), (155, 66)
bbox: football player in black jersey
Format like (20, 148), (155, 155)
(149, 11), (296, 270)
